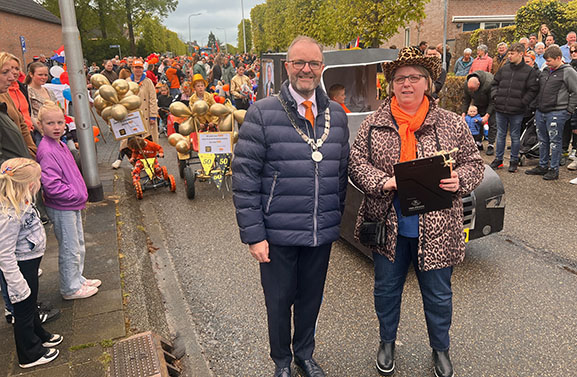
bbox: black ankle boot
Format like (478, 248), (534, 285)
(376, 341), (395, 375)
(432, 349), (454, 377)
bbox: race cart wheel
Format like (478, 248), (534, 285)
(183, 166), (196, 200)
(168, 175), (176, 192)
(178, 158), (186, 179)
(134, 181), (143, 200)
(161, 165), (169, 180)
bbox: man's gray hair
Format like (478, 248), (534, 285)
(497, 42), (507, 48)
(287, 36), (324, 62)
(477, 44), (488, 52)
(536, 42), (545, 48)
(567, 31), (576, 37)
(464, 48), (472, 54)
(519, 37), (529, 43)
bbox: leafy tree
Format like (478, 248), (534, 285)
(263, 0), (291, 52)
(208, 31), (217, 50)
(122, 0), (178, 55)
(238, 18), (253, 52)
(515, 0), (569, 40)
(251, 4), (268, 54)
(246, 0), (428, 51)
(330, 0), (428, 48)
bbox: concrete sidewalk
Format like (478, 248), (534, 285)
(0, 166), (125, 377)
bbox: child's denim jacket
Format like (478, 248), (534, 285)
(0, 205), (46, 303)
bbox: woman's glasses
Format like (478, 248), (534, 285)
(392, 74), (426, 85)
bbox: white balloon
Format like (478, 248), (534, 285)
(49, 66), (64, 79)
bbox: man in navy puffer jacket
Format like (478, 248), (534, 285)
(232, 36), (349, 377)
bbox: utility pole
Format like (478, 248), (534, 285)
(241, 0), (247, 54)
(58, 0), (103, 202)
(442, 0), (448, 71)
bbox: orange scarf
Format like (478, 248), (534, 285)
(390, 96), (430, 162)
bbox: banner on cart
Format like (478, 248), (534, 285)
(198, 153), (216, 175)
(212, 153), (233, 190)
(198, 132), (233, 154)
(110, 111), (147, 140)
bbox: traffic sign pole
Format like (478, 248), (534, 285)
(109, 44), (122, 58)
(19, 36), (27, 74)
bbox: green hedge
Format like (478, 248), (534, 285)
(439, 75), (467, 114)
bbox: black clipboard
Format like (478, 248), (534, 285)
(393, 155), (452, 216)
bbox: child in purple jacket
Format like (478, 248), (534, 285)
(35, 102), (100, 300)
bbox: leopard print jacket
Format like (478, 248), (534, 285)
(348, 97), (484, 271)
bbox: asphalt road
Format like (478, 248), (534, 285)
(125, 137), (577, 377)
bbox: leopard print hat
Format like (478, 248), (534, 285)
(382, 46), (442, 82)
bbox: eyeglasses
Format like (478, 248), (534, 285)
(392, 74), (426, 85)
(287, 60), (323, 70)
(571, 50), (577, 53)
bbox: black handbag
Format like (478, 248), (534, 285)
(359, 220), (387, 246)
(358, 126), (389, 247)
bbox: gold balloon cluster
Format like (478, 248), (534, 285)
(167, 100), (246, 154)
(90, 74), (142, 122)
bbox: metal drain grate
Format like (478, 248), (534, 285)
(110, 331), (180, 377)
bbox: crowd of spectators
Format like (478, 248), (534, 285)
(429, 23), (577, 183)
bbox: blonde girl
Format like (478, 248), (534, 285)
(36, 102), (100, 300)
(0, 158), (62, 368)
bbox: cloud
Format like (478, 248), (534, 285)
(163, 0), (265, 47)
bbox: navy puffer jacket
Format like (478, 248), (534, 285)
(232, 81), (350, 247)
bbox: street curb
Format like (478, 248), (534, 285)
(143, 201), (214, 377)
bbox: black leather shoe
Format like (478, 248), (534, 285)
(274, 365), (291, 377)
(295, 357), (325, 377)
(432, 349), (454, 377)
(376, 341), (395, 375)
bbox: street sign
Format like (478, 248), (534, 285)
(20, 36), (26, 52)
(109, 44), (120, 48)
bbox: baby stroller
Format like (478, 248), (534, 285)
(519, 114), (540, 166)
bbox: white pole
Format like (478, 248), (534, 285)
(241, 0), (247, 54)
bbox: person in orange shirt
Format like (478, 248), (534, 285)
(127, 137), (163, 184)
(328, 84), (351, 113)
(164, 62), (185, 97)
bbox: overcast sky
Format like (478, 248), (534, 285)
(163, 0), (266, 48)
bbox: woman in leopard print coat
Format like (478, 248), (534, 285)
(348, 47), (484, 377)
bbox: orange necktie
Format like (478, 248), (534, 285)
(302, 100), (315, 126)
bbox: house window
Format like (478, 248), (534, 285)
(462, 21), (512, 32)
(463, 23), (481, 32)
(484, 22), (500, 29)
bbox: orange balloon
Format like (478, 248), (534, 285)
(222, 84), (230, 92)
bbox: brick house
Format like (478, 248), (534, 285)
(384, 0), (527, 51)
(0, 0), (62, 64)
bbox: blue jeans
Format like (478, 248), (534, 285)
(373, 236), (453, 351)
(495, 112), (524, 162)
(535, 110), (571, 170)
(45, 208), (86, 296)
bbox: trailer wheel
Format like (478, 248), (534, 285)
(134, 181), (143, 200)
(184, 166), (196, 199)
(178, 158), (187, 179)
(168, 175), (176, 192)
